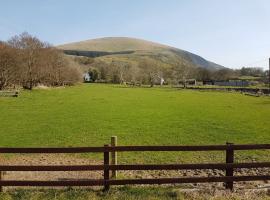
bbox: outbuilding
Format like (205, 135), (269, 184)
(83, 73), (91, 82)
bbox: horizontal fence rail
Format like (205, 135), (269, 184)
(108, 162), (270, 170)
(0, 144), (269, 153)
(107, 144), (270, 151)
(0, 143), (269, 191)
(0, 147), (105, 153)
(0, 162), (270, 171)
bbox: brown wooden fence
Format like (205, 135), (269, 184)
(0, 143), (270, 191)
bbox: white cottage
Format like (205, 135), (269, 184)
(84, 73), (91, 82)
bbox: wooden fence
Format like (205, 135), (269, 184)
(0, 142), (269, 191)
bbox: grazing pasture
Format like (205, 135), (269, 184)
(0, 84), (269, 163)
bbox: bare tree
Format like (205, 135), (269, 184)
(42, 48), (81, 86)
(111, 60), (132, 84)
(0, 42), (18, 90)
(8, 32), (46, 89)
(172, 59), (195, 87)
(4, 32), (81, 89)
(195, 67), (212, 81)
(212, 68), (236, 81)
(138, 59), (157, 87)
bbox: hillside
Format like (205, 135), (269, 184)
(58, 37), (168, 52)
(58, 37), (224, 71)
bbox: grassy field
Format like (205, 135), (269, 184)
(0, 187), (269, 200)
(0, 84), (270, 163)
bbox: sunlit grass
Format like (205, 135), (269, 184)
(0, 84), (269, 163)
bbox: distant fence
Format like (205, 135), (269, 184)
(0, 91), (18, 97)
(180, 87), (270, 95)
(0, 141), (269, 191)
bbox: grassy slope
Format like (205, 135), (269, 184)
(58, 37), (169, 52)
(0, 84), (269, 163)
(58, 37), (223, 70)
(59, 37), (193, 70)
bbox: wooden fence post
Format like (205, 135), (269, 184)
(103, 144), (110, 191)
(225, 142), (234, 191)
(0, 171), (2, 192)
(111, 136), (117, 179)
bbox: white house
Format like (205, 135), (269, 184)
(84, 73), (91, 82)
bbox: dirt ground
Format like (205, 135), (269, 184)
(0, 154), (269, 192)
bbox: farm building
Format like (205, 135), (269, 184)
(83, 73), (91, 82)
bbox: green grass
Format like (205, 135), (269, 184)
(0, 187), (181, 200)
(0, 84), (270, 163)
(0, 187), (269, 200)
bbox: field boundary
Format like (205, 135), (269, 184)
(0, 142), (269, 191)
(177, 86), (270, 95)
(0, 91), (18, 97)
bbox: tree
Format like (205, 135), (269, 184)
(0, 32), (81, 89)
(111, 60), (132, 84)
(138, 59), (157, 87)
(0, 42), (18, 90)
(239, 67), (264, 77)
(195, 67), (212, 81)
(154, 60), (166, 86)
(172, 59), (196, 87)
(127, 64), (142, 84)
(90, 60), (109, 82)
(88, 68), (99, 82)
(47, 49), (81, 86)
(8, 32), (47, 89)
(212, 68), (236, 81)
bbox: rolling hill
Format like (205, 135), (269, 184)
(58, 37), (224, 71)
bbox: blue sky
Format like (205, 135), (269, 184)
(1, 0), (270, 69)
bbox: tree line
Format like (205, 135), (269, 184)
(79, 56), (269, 86)
(0, 32), (81, 90)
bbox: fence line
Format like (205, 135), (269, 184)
(0, 144), (269, 153)
(0, 141), (269, 191)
